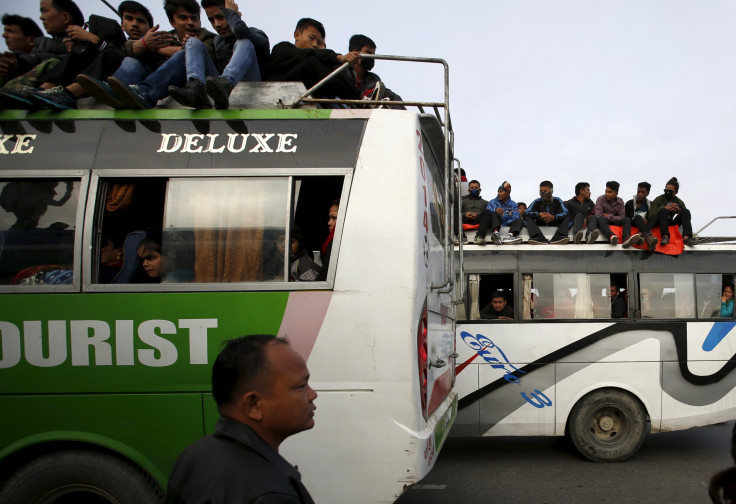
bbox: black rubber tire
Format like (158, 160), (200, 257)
(0, 450), (165, 504)
(568, 389), (648, 462)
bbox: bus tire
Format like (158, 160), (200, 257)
(568, 389), (648, 462)
(0, 449), (165, 504)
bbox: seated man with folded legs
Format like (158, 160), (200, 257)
(167, 0), (269, 109)
(566, 182), (599, 244)
(647, 176), (694, 246)
(625, 181), (658, 251)
(524, 180), (571, 245)
(594, 180), (636, 247)
(475, 181), (523, 245)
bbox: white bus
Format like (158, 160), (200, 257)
(0, 56), (458, 503)
(453, 223), (736, 461)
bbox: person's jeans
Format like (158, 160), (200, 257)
(137, 50), (186, 104)
(185, 38), (260, 87)
(113, 57), (153, 84)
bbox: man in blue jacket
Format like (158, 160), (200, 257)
(525, 180), (571, 245)
(474, 181), (523, 245)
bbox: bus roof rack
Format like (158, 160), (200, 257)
(692, 216), (736, 244)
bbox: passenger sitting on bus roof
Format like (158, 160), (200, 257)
(517, 202), (526, 218)
(1, 14), (43, 57)
(609, 283), (627, 318)
(346, 34), (403, 108)
(475, 181), (523, 245)
(565, 182), (599, 245)
(524, 180), (571, 245)
(2, 0), (128, 111)
(594, 181), (637, 248)
(457, 179), (487, 244)
(99, 230), (125, 283)
(624, 181), (658, 251)
(721, 284), (734, 317)
(0, 2), (72, 93)
(290, 225), (320, 282)
(647, 176), (694, 247)
(167, 335), (316, 504)
(317, 199), (339, 281)
(78, 0), (217, 110)
(262, 18), (370, 103)
(77, 1), (178, 106)
(480, 290), (514, 320)
(166, 0), (270, 109)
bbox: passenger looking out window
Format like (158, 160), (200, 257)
(721, 284), (734, 318)
(610, 284), (627, 319)
(480, 290), (514, 320)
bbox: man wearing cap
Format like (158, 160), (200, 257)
(648, 176), (694, 246)
(524, 180), (571, 245)
(475, 181), (523, 245)
(625, 181), (658, 251)
(594, 181), (637, 247)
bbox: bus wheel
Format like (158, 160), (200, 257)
(0, 450), (165, 504)
(568, 389), (648, 462)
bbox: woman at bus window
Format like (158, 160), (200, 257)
(138, 238), (163, 283)
(721, 285), (734, 317)
(317, 199), (339, 281)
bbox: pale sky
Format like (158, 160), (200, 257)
(4, 0), (735, 236)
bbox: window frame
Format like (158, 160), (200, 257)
(83, 168), (353, 293)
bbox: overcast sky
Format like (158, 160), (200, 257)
(4, 0), (736, 236)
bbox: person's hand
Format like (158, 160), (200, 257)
(142, 26), (172, 51)
(63, 37), (74, 52)
(225, 0), (241, 15)
(722, 295), (729, 303)
(337, 50), (360, 64)
(495, 207), (503, 215)
(66, 25), (99, 45)
(498, 316), (512, 320)
(540, 212), (554, 223)
(0, 52), (18, 76)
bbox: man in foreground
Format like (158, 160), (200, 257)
(167, 335), (316, 503)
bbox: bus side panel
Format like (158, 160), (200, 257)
(0, 394), (204, 488)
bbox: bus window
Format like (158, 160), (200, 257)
(696, 274), (734, 318)
(0, 179), (79, 285)
(523, 273), (624, 320)
(471, 274), (514, 320)
(164, 177), (288, 283)
(639, 273), (695, 319)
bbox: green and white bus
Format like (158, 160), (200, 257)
(0, 57), (458, 503)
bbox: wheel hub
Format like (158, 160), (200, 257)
(598, 415), (615, 431)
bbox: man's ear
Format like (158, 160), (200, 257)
(293, 29), (300, 43)
(240, 391), (263, 421)
(61, 11), (73, 26)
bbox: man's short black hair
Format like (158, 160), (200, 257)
(540, 180), (553, 189)
(2, 14), (43, 37)
(295, 18), (325, 39)
(468, 179), (480, 186)
(606, 180), (620, 192)
(517, 201), (526, 208)
(164, 0), (200, 22)
(492, 290), (506, 300)
(212, 335), (289, 407)
(118, 1), (153, 27)
(637, 181), (651, 192)
(201, 0), (225, 8)
(574, 182), (590, 196)
(51, 0), (85, 27)
(349, 34), (376, 52)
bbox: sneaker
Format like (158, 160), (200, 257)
(550, 237), (570, 245)
(503, 233), (522, 245)
(683, 236), (695, 246)
(77, 74), (126, 109)
(586, 229), (600, 244)
(29, 86), (77, 111)
(528, 239), (548, 245)
(490, 231), (501, 245)
(660, 234), (669, 246)
(610, 235), (619, 246)
(645, 233), (659, 251)
(462, 233), (469, 244)
(634, 233), (645, 245)
(574, 230), (584, 244)
(473, 234), (486, 245)
(169, 78), (211, 109)
(108, 77), (152, 109)
(622, 235), (638, 248)
(205, 76), (234, 109)
(363, 81), (386, 108)
(0, 87), (35, 109)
